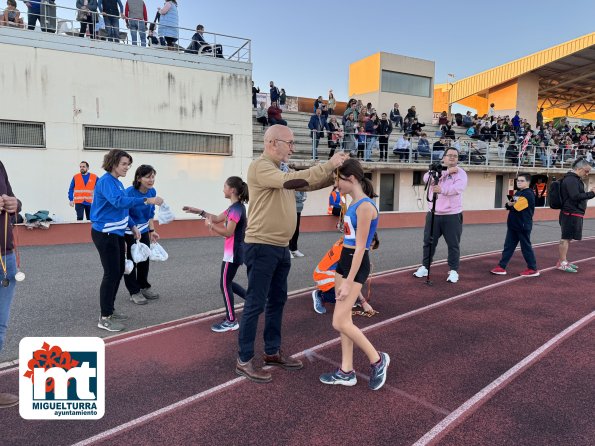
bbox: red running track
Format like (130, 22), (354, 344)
(1, 238), (594, 446)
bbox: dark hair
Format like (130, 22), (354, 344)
(337, 158), (377, 199)
(80, 161), (89, 168)
(133, 164), (157, 189)
(196, 24), (204, 30)
(226, 176), (249, 203)
(102, 149), (132, 173)
(7, 0), (16, 7)
(517, 173), (531, 182)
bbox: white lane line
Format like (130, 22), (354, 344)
(69, 255), (595, 446)
(310, 350), (451, 416)
(70, 376), (246, 446)
(412, 311), (595, 446)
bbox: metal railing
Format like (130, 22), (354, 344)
(0, 2), (251, 63)
(302, 130), (595, 169)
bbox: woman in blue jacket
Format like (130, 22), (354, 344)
(91, 150), (163, 332)
(124, 165), (160, 305)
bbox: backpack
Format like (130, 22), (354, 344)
(548, 177), (566, 209)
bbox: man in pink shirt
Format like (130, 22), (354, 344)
(413, 147), (468, 283)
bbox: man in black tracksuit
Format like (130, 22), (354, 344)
(557, 158), (595, 272)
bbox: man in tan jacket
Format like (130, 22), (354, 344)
(236, 125), (347, 383)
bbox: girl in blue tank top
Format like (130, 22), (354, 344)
(319, 158), (390, 390)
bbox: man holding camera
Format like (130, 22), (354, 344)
(413, 148), (468, 283)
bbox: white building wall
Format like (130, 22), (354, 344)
(0, 38), (252, 221)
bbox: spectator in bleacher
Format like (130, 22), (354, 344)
(438, 111), (448, 126)
(356, 126), (366, 159)
(536, 107), (544, 129)
(270, 81), (280, 103)
(511, 111), (521, 134)
(488, 103), (496, 118)
(417, 133), (431, 158)
(255, 101), (268, 129)
(1, 0), (24, 28)
(24, 0), (42, 30)
(363, 113), (378, 162)
(343, 99), (357, 123)
(314, 96), (324, 111)
(157, 0), (178, 48)
(377, 112), (392, 162)
(308, 108), (327, 154)
(393, 134), (412, 162)
(343, 112), (356, 155)
(328, 90), (336, 115)
(462, 111), (473, 128)
(432, 136), (447, 160)
(320, 104), (329, 120)
(403, 106), (417, 131)
(454, 112), (463, 126)
(267, 100), (286, 126)
(279, 88), (287, 110)
(442, 123), (455, 139)
(98, 0), (124, 42)
(410, 118), (425, 137)
(186, 25), (222, 57)
(251, 81), (259, 109)
(389, 103), (403, 131)
(327, 116), (343, 159)
(77, 0), (98, 39)
(124, 0), (147, 46)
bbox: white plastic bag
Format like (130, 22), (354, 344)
(130, 240), (151, 263)
(124, 259), (134, 275)
(149, 242), (169, 261)
(157, 203), (175, 225)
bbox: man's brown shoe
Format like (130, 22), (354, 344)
(0, 393), (18, 408)
(235, 358), (272, 383)
(263, 351), (303, 370)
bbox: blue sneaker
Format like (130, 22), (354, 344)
(320, 368), (357, 386)
(211, 319), (239, 333)
(312, 290), (326, 314)
(369, 352), (390, 390)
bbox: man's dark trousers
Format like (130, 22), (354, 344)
(498, 229), (536, 270)
(75, 203), (91, 221)
(422, 212), (463, 271)
(238, 243), (291, 362)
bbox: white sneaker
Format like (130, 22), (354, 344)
(413, 266), (428, 278)
(447, 270), (459, 283)
(291, 250), (305, 258)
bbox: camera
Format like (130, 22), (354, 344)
(429, 161), (446, 173)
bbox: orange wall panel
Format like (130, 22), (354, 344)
(349, 53), (380, 96)
(487, 80), (518, 110)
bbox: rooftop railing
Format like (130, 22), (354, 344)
(0, 2), (251, 63)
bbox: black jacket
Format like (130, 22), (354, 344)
(561, 171), (595, 215)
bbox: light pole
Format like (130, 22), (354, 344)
(447, 73), (456, 118)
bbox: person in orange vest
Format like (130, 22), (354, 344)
(311, 238), (375, 315)
(68, 161), (98, 221)
(533, 177), (547, 207)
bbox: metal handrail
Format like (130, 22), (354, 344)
(4, 1), (251, 62)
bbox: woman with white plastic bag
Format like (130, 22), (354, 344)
(124, 165), (162, 305)
(91, 151), (164, 333)
(183, 176), (248, 333)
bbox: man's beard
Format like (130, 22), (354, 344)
(80, 169), (87, 174)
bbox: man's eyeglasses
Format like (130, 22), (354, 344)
(445, 154), (459, 158)
(275, 139), (295, 148)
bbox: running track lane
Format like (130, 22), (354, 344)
(82, 256), (595, 446)
(0, 239), (593, 445)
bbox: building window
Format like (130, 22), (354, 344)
(83, 125), (232, 155)
(381, 70), (432, 97)
(0, 120), (45, 148)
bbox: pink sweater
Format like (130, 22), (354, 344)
(424, 168), (468, 215)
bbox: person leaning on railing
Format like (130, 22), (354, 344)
(76, 0), (98, 39)
(98, 0), (124, 42)
(157, 0), (178, 49)
(123, 0), (148, 47)
(0, 0), (24, 28)
(24, 0), (42, 30)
